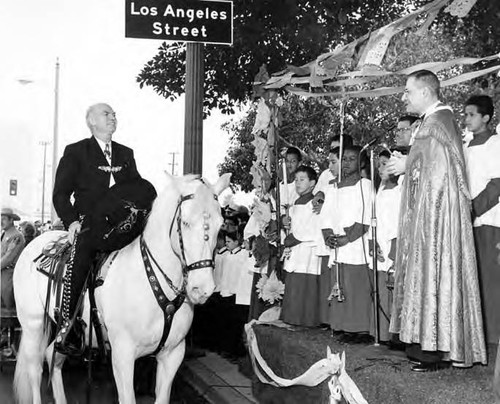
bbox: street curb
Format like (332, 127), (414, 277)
(178, 356), (256, 404)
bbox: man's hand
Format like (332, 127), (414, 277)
(311, 195), (324, 214)
(68, 221), (81, 245)
(386, 151), (407, 176)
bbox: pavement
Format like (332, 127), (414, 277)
(0, 348), (255, 403)
(178, 351), (257, 404)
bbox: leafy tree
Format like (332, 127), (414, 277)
(137, 0), (408, 115)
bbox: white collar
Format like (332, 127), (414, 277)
(94, 136), (112, 156)
(230, 246), (242, 255)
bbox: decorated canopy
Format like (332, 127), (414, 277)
(259, 0), (499, 99)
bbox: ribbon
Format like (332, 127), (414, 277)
(244, 319), (368, 403)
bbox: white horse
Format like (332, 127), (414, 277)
(13, 173), (231, 404)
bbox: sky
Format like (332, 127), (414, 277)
(0, 0), (243, 221)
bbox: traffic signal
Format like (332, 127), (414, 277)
(9, 179), (17, 196)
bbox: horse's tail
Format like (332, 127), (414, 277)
(13, 232), (59, 404)
(14, 324), (51, 404)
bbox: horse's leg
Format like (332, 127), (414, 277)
(110, 337), (137, 404)
(45, 341), (68, 404)
(154, 339), (186, 404)
(14, 325), (48, 404)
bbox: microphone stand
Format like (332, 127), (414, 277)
(369, 147), (380, 346)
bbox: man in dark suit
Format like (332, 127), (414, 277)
(52, 103), (144, 355)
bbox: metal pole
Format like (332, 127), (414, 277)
(272, 102), (283, 278)
(51, 58), (60, 222)
(40, 141), (50, 223)
(338, 99), (345, 175)
(370, 148), (380, 345)
(168, 152), (178, 175)
(183, 43), (204, 175)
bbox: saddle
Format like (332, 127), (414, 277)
(35, 234), (111, 291)
(35, 236), (115, 359)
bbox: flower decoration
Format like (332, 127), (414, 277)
(256, 271), (285, 305)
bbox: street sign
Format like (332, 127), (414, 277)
(125, 0), (233, 45)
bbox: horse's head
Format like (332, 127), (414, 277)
(160, 173), (231, 304)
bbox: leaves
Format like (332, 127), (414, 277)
(136, 0), (404, 116)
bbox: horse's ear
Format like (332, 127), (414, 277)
(213, 173), (231, 196)
(163, 171), (177, 187)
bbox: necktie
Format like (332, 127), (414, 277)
(104, 143), (111, 161)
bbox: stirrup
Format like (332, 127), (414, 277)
(54, 318), (85, 356)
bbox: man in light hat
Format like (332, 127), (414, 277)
(1, 207), (25, 313)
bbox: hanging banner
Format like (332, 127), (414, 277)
(125, 0), (233, 45)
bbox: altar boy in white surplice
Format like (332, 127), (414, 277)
(464, 95), (500, 345)
(281, 165), (322, 327)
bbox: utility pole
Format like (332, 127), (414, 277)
(168, 152), (179, 176)
(183, 43), (204, 175)
(51, 57), (60, 222)
(40, 140), (51, 223)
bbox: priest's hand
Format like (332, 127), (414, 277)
(386, 151), (407, 176)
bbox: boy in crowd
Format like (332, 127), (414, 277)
(281, 165), (322, 327)
(279, 146), (302, 210)
(368, 150), (401, 342)
(463, 95), (500, 345)
(312, 135), (354, 213)
(322, 145), (372, 339)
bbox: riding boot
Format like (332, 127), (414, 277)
(54, 227), (92, 356)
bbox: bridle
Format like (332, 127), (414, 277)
(168, 192), (217, 274)
(141, 182), (218, 298)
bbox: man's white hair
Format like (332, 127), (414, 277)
(85, 103), (111, 131)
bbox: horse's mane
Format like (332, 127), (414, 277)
(145, 174), (214, 230)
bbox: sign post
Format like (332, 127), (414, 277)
(125, 0), (233, 175)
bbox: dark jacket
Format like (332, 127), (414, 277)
(53, 136), (141, 229)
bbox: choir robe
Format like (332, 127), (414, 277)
(368, 183), (401, 341)
(322, 178), (372, 333)
(316, 178), (338, 324)
(314, 169), (336, 195)
(281, 192), (322, 326)
(390, 106), (487, 366)
(465, 130), (500, 344)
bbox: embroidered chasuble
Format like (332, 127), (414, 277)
(389, 108), (487, 366)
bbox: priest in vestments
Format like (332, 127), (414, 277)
(387, 70), (487, 371)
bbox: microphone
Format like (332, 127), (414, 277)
(379, 142), (393, 155)
(360, 137), (381, 152)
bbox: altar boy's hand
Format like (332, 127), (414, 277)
(332, 235), (349, 248)
(311, 195), (324, 214)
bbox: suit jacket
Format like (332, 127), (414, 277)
(53, 136), (141, 229)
